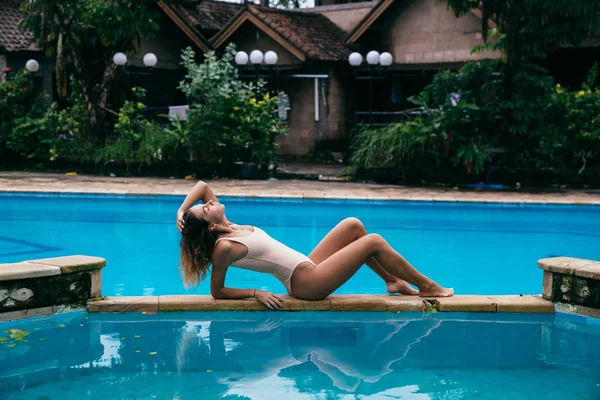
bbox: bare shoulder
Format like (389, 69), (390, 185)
(213, 240), (233, 262)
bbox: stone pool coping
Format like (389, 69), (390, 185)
(1, 171), (600, 204)
(87, 294), (553, 314)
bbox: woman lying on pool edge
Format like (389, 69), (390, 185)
(177, 181), (453, 310)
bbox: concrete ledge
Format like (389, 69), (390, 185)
(555, 303), (600, 319)
(87, 296), (158, 313)
(538, 257), (600, 278)
(0, 304), (86, 322)
(0, 262), (60, 281)
(27, 255), (106, 274)
(87, 294), (553, 313)
(539, 257), (600, 313)
(0, 256), (105, 282)
(490, 295), (553, 313)
(384, 296), (427, 312)
(431, 295), (496, 312)
(330, 295), (387, 311)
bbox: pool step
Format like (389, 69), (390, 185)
(87, 294), (553, 314)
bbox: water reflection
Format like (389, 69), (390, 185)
(1, 312), (599, 399)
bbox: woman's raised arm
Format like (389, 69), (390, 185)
(178, 181), (220, 212)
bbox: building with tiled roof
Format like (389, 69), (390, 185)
(2, 0), (597, 156)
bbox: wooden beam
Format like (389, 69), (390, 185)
(346, 0), (395, 44)
(211, 11), (307, 62)
(157, 1), (211, 53)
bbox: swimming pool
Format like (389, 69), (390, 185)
(1, 193), (599, 296)
(0, 311), (598, 399)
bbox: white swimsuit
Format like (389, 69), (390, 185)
(215, 227), (314, 294)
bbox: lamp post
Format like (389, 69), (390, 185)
(235, 50), (278, 79)
(348, 50), (393, 121)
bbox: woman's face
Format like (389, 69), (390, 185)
(190, 200), (225, 225)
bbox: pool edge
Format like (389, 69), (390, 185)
(86, 294), (553, 314)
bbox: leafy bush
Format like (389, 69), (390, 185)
(351, 60), (600, 184)
(179, 45), (287, 165)
(0, 70), (59, 162)
(552, 64), (600, 176)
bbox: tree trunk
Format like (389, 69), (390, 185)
(503, 1), (518, 102)
(93, 63), (118, 145)
(66, 31), (118, 145)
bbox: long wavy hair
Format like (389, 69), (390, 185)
(179, 209), (217, 288)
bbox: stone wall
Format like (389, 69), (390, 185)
(382, 0), (500, 64)
(0, 256), (105, 322)
(539, 257), (600, 319)
(276, 76), (317, 155)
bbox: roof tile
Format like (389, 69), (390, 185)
(250, 5), (350, 61)
(0, 0), (36, 52)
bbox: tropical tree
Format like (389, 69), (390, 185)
(443, 0), (600, 99)
(19, 0), (161, 143)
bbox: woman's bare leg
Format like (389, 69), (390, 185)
(308, 218), (418, 295)
(292, 234), (453, 300)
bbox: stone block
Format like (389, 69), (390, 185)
(90, 269), (102, 298)
(573, 264), (600, 280)
(542, 270), (553, 300)
(0, 262), (60, 281)
(538, 257), (596, 275)
(329, 295), (387, 311)
(384, 296), (426, 312)
(28, 255), (106, 274)
(553, 302), (600, 319)
(280, 296), (330, 311)
(490, 295), (553, 313)
(0, 306), (54, 322)
(551, 273), (600, 308)
(88, 296), (158, 313)
(159, 295), (218, 311)
(432, 295), (496, 312)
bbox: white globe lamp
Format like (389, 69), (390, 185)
(113, 52), (128, 66)
(143, 53), (158, 68)
(25, 59), (40, 73)
(249, 50), (264, 65)
(379, 52), (393, 67)
(348, 52), (363, 67)
(366, 51), (380, 66)
(235, 51), (249, 65)
(264, 51), (278, 65)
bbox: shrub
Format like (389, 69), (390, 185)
(179, 45), (287, 165)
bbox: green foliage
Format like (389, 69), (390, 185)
(179, 45), (287, 164)
(114, 87), (148, 143)
(553, 64), (600, 175)
(444, 0), (600, 59)
(19, 0), (162, 141)
(97, 87), (179, 168)
(350, 119), (431, 181)
(351, 60), (600, 183)
(0, 70), (59, 161)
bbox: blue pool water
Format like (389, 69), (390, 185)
(0, 311), (599, 399)
(1, 192), (599, 296)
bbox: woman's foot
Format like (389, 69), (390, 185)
(418, 281), (454, 297)
(386, 279), (419, 295)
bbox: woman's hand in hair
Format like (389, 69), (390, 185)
(254, 290), (284, 310)
(176, 209), (185, 233)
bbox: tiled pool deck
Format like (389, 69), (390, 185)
(1, 171), (599, 318)
(1, 171), (600, 203)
